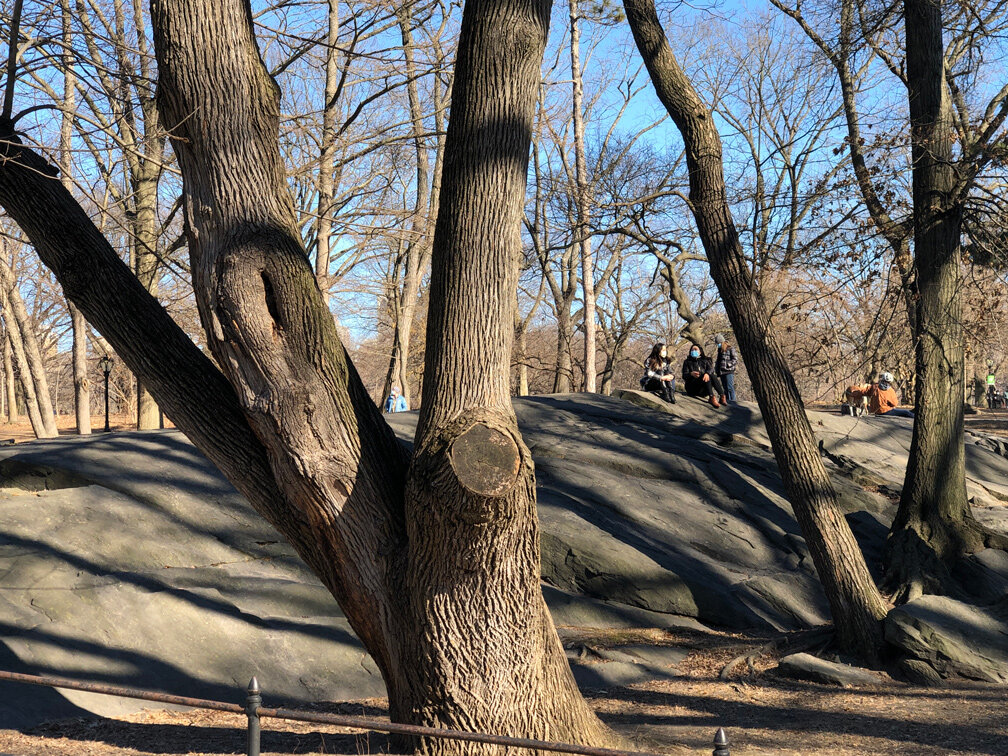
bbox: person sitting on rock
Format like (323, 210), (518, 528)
(681, 343), (725, 408)
(849, 372), (914, 418)
(640, 343), (676, 404)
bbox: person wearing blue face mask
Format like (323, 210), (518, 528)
(681, 343), (725, 408)
(640, 343), (677, 403)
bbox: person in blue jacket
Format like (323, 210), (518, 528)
(384, 385), (408, 413)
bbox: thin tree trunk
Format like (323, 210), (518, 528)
(3, 331), (16, 423)
(381, 4), (435, 409)
(0, 254), (57, 436)
(622, 0), (889, 660)
(884, 0), (989, 600)
(569, 0), (596, 392)
(70, 304), (91, 434)
(61, 0), (91, 435)
(314, 0), (340, 304)
(133, 164), (161, 430)
(553, 305), (574, 392)
(115, 0), (162, 431)
(514, 311), (529, 396)
(1, 297), (48, 438)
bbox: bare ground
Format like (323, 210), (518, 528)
(1, 627), (1003, 756)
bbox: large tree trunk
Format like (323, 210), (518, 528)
(884, 0), (990, 600)
(147, 0), (611, 744)
(622, 0), (889, 659)
(404, 0), (612, 743)
(569, 0), (596, 393)
(1, 0), (615, 744)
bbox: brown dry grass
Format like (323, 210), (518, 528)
(0, 627), (1003, 756)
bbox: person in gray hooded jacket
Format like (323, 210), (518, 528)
(714, 333), (738, 404)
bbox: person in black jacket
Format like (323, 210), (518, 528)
(682, 343), (725, 408)
(714, 333), (738, 404)
(640, 343), (676, 403)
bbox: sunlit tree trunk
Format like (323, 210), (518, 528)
(623, 0), (888, 659)
(569, 0), (596, 392)
(314, 0), (340, 306)
(61, 0), (91, 435)
(884, 0), (993, 599)
(3, 332), (16, 424)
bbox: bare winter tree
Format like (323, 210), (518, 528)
(1, 0), (620, 746)
(621, 0), (890, 659)
(772, 0), (1008, 598)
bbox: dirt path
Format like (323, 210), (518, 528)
(0, 628), (1003, 756)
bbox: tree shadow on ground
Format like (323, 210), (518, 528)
(599, 682), (1008, 756)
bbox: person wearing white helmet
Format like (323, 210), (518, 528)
(847, 371), (914, 418)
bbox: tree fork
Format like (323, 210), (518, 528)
(0, 127), (402, 687)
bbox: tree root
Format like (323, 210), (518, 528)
(718, 626), (835, 680)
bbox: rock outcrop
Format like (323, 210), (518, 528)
(0, 392), (1004, 723)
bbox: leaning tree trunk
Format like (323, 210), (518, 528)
(884, 0), (991, 601)
(622, 0), (889, 660)
(0, 256), (57, 436)
(0, 297), (48, 437)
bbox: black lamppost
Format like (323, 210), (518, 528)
(99, 355), (113, 432)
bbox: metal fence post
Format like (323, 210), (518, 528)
(712, 728), (729, 756)
(245, 677), (261, 756)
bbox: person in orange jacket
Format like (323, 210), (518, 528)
(848, 372), (914, 418)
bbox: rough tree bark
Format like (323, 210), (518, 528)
(622, 0), (889, 659)
(402, 0), (613, 739)
(153, 0), (609, 745)
(883, 0), (1003, 600)
(1, 0), (617, 743)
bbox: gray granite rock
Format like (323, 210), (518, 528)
(777, 652), (882, 686)
(885, 596), (1008, 683)
(0, 392), (1005, 726)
